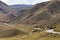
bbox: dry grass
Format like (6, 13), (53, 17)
(0, 29), (21, 38)
(0, 23), (60, 40)
(0, 32), (60, 40)
(55, 23), (60, 32)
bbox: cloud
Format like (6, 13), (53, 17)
(1, 0), (50, 5)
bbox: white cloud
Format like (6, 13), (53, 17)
(1, 0), (50, 5)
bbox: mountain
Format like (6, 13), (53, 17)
(0, 1), (18, 22)
(0, 0), (60, 40)
(0, 1), (33, 23)
(18, 1), (60, 25)
(18, 1), (52, 24)
(11, 4), (32, 10)
(0, 0), (60, 31)
(15, 0), (60, 32)
(0, 1), (26, 38)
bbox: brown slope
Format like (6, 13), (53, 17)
(0, 1), (19, 22)
(19, 1), (50, 22)
(20, 1), (60, 24)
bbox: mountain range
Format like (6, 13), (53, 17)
(0, 0), (60, 32)
(11, 4), (32, 10)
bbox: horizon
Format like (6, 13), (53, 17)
(1, 0), (50, 5)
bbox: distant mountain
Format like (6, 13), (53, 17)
(11, 4), (32, 10)
(0, 1), (32, 23)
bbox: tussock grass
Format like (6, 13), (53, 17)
(0, 29), (20, 38)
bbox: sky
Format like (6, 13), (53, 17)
(1, 0), (50, 5)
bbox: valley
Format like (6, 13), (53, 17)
(0, 0), (60, 40)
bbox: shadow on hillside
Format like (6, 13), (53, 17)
(0, 29), (25, 38)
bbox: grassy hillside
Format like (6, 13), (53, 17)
(0, 31), (60, 40)
(0, 0), (60, 40)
